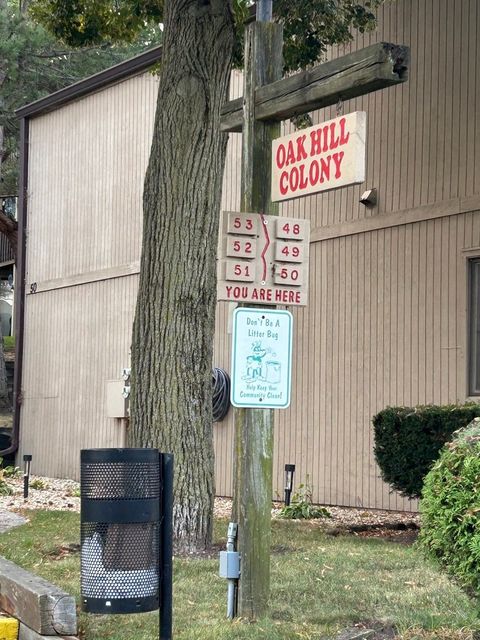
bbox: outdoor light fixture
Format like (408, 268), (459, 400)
(284, 463), (296, 506)
(359, 188), (377, 207)
(23, 454), (32, 500)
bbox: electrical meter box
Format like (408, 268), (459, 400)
(105, 380), (129, 418)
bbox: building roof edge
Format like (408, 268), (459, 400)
(16, 44), (162, 120)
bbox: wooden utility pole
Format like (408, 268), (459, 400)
(232, 2), (282, 621)
(226, 6), (409, 621)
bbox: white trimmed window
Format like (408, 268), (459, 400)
(469, 258), (480, 395)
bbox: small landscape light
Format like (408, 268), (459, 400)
(284, 463), (296, 506)
(23, 454), (32, 500)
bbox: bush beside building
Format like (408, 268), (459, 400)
(373, 405), (480, 499)
(419, 419), (480, 597)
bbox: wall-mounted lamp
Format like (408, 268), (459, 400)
(284, 464), (296, 506)
(359, 188), (377, 207)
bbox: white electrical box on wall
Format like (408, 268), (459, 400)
(106, 380), (129, 418)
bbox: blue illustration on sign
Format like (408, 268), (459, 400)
(244, 342), (281, 384)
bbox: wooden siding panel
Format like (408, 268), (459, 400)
(274, 211), (480, 511)
(18, 276), (138, 478)
(27, 73), (159, 285)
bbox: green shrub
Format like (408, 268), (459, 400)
(0, 460), (12, 495)
(418, 418), (480, 596)
(278, 481), (330, 520)
(2, 465), (20, 478)
(30, 478), (47, 490)
(373, 404), (480, 499)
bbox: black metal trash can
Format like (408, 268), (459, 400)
(80, 448), (160, 614)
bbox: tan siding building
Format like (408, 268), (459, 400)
(15, 0), (480, 511)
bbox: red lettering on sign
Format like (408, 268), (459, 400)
(231, 286), (248, 299)
(296, 135), (308, 161)
(274, 290), (300, 304)
(260, 289), (272, 301)
(329, 122), (339, 149)
(276, 150), (348, 196)
(279, 151), (345, 196)
(320, 156), (330, 183)
(339, 117), (350, 145)
(290, 166), (299, 191)
(225, 285), (277, 303)
(298, 164), (308, 190)
(332, 151), (345, 178)
(309, 159), (319, 185)
(309, 119), (350, 157)
(286, 141), (296, 166)
(276, 143), (286, 169)
(309, 128), (322, 156)
(322, 125), (330, 152)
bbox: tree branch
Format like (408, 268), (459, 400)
(0, 210), (17, 260)
(32, 43), (113, 58)
(0, 147), (11, 166)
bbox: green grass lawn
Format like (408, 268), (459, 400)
(3, 335), (14, 350)
(0, 511), (478, 639)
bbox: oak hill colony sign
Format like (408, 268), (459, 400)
(271, 111), (366, 202)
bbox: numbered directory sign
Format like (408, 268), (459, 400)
(217, 212), (310, 306)
(231, 307), (293, 409)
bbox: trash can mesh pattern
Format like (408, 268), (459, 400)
(81, 462), (160, 499)
(81, 522), (160, 599)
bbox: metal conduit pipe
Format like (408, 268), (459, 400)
(219, 522), (240, 619)
(256, 0), (273, 22)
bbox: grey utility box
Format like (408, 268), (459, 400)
(219, 551), (240, 579)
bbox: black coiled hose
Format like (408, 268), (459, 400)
(212, 367), (231, 422)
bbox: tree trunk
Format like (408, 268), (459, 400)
(0, 125), (17, 260)
(128, 0), (235, 552)
(0, 125), (10, 410)
(0, 324), (8, 411)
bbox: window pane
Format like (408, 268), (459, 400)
(470, 260), (480, 395)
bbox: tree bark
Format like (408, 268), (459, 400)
(0, 123), (18, 257)
(128, 0), (235, 551)
(0, 203), (17, 259)
(0, 125), (13, 412)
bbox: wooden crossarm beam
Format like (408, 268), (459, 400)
(221, 42), (409, 132)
